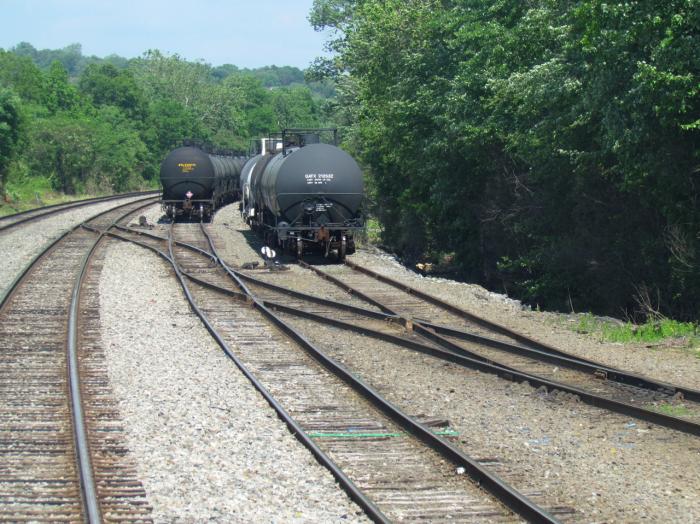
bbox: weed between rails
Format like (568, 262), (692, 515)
(650, 403), (695, 418)
(571, 313), (699, 352)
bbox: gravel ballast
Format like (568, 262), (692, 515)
(98, 239), (369, 523)
(213, 202), (700, 393)
(0, 195), (153, 295)
(211, 203), (700, 522)
(280, 312), (700, 522)
(349, 250), (700, 392)
(8, 198), (698, 521)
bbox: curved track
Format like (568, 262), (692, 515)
(107, 223), (569, 523)
(0, 191), (159, 233)
(92, 217), (700, 521)
(303, 261), (700, 426)
(114, 224), (700, 435)
(0, 197), (157, 522)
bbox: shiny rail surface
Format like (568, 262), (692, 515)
(293, 260), (700, 436)
(109, 226), (700, 436)
(0, 191), (159, 232)
(106, 223), (562, 523)
(342, 260), (700, 403)
(0, 197), (157, 521)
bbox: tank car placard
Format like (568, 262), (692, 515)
(305, 173), (335, 185)
(178, 162), (197, 173)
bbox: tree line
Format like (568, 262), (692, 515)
(0, 43), (331, 197)
(310, 0), (700, 321)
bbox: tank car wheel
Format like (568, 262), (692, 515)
(296, 237), (303, 259)
(338, 235), (347, 262)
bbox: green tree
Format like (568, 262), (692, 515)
(271, 85), (321, 128)
(27, 109), (146, 194)
(130, 50), (215, 118)
(79, 63), (146, 120)
(13, 42), (85, 75)
(44, 61), (81, 114)
(0, 50), (45, 103)
(131, 50), (251, 149)
(140, 97), (208, 179)
(312, 0), (700, 319)
(0, 86), (23, 196)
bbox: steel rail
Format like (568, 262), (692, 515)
(113, 223), (699, 508)
(115, 225), (400, 321)
(128, 249), (700, 439)
(264, 299), (700, 436)
(70, 200), (159, 522)
(159, 223), (392, 524)
(0, 190), (159, 232)
(113, 225), (700, 409)
(102, 225), (393, 522)
(68, 237), (103, 523)
(0, 191), (151, 222)
(1, 196), (159, 311)
(113, 226), (654, 391)
(113, 225), (217, 262)
(343, 260), (634, 363)
(231, 263), (700, 403)
(244, 267), (699, 402)
(2, 196), (158, 522)
(302, 261), (700, 436)
(300, 261), (700, 428)
(113, 228), (700, 418)
(195, 223), (559, 524)
(414, 319), (700, 402)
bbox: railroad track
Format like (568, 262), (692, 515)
(104, 220), (700, 521)
(223, 256), (700, 436)
(135, 228), (699, 436)
(0, 196), (157, 522)
(12, 196), (694, 521)
(0, 191), (159, 233)
(107, 223), (575, 522)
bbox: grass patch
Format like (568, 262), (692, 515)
(572, 313), (699, 348)
(650, 403), (694, 417)
(604, 318), (698, 344)
(354, 217), (383, 248)
(363, 217), (383, 245)
(0, 175), (102, 217)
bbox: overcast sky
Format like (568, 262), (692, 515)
(0, 0), (331, 69)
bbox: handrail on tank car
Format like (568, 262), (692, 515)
(252, 128), (340, 157)
(262, 132), (285, 156)
(281, 128), (339, 156)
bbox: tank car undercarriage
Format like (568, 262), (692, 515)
(163, 198), (214, 222)
(258, 222), (360, 261)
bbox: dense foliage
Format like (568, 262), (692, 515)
(0, 86), (22, 195)
(0, 43), (330, 197)
(311, 0), (700, 320)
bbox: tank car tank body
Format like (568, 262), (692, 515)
(160, 145), (244, 221)
(244, 129), (364, 260)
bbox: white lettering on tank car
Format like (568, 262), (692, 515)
(305, 173), (335, 185)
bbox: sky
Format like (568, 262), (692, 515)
(0, 0), (331, 69)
